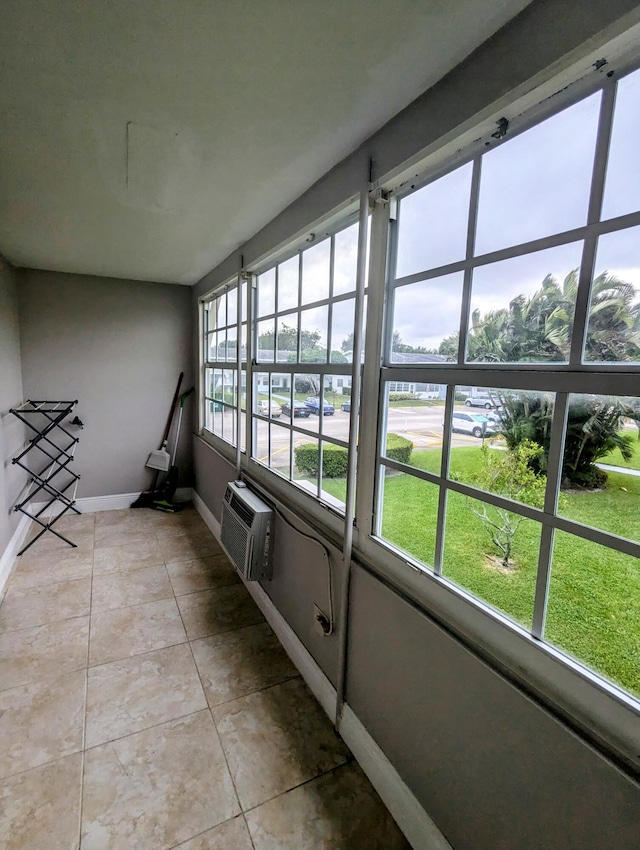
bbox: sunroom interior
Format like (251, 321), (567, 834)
(1, 2), (640, 848)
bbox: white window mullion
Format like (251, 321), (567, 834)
(355, 197), (391, 537)
(570, 80), (618, 366)
(457, 155), (482, 364)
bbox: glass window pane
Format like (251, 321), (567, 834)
(205, 333), (214, 363)
(392, 272), (464, 363)
(213, 329), (225, 361)
(205, 399), (221, 436)
(382, 383), (446, 475)
(301, 238), (330, 305)
(396, 162), (473, 278)
(269, 374), (287, 418)
(239, 410), (246, 453)
(211, 368), (223, 401)
(467, 242), (583, 363)
(226, 288), (237, 324)
(222, 369), (236, 407)
(225, 325), (237, 362)
(269, 423), (291, 478)
(257, 268), (275, 318)
(253, 419), (269, 464)
(293, 435), (319, 496)
(584, 226), (640, 363)
(330, 298), (355, 360)
(240, 370), (247, 412)
(222, 403), (236, 445)
(546, 532), (640, 698)
(241, 281), (248, 323)
(216, 293), (227, 329)
(204, 368), (213, 399)
(319, 440), (347, 512)
(333, 222), (358, 296)
(278, 256), (299, 312)
(602, 68), (640, 221)
(203, 301), (212, 335)
(290, 374), (320, 435)
(450, 388), (553, 510)
(240, 323), (247, 363)
(300, 306), (328, 363)
(378, 467), (439, 568)
(443, 491), (540, 628)
(257, 319), (275, 362)
(557, 393), (640, 542)
(277, 315), (298, 361)
(254, 372), (269, 416)
(317, 375), (339, 433)
(475, 94), (600, 255)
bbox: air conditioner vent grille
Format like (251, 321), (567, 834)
(229, 492), (255, 527)
(221, 502), (249, 575)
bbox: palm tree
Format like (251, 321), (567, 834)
(454, 268), (640, 364)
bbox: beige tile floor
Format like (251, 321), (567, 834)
(0, 505), (410, 850)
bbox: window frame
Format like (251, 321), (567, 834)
(196, 54), (640, 770)
(355, 58), (640, 772)
(247, 211), (364, 519)
(200, 278), (245, 452)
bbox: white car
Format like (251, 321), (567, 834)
(451, 411), (496, 438)
(464, 394), (497, 409)
(257, 400), (282, 418)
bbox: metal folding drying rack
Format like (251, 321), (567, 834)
(10, 400), (82, 556)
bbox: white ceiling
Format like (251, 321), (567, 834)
(0, 0), (531, 285)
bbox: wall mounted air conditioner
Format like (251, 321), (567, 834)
(220, 481), (273, 581)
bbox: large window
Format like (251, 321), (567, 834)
(202, 281), (247, 449)
(198, 59), (640, 758)
(376, 66), (640, 703)
(251, 220), (363, 511)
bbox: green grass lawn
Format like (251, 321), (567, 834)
(598, 427), (640, 469)
(319, 445), (640, 697)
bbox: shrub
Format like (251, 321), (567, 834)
(386, 433), (413, 465)
(294, 443), (348, 477)
(388, 393), (416, 401)
(294, 433), (413, 477)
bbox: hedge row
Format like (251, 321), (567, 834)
(294, 433), (412, 478)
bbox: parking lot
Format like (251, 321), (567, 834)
(246, 402), (492, 464)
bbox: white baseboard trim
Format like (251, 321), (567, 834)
(245, 575), (337, 721)
(32, 487), (193, 516)
(0, 513), (32, 597)
(192, 487), (449, 850)
(340, 705), (452, 850)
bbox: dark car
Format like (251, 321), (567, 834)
(305, 396), (335, 415)
(282, 402), (311, 418)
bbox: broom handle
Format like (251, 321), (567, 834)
(171, 388), (194, 465)
(161, 373), (184, 448)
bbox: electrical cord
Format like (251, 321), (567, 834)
(272, 504), (334, 635)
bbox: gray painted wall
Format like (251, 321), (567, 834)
(18, 270), (194, 499)
(0, 259), (26, 554)
(194, 437), (345, 683)
(346, 565), (640, 850)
